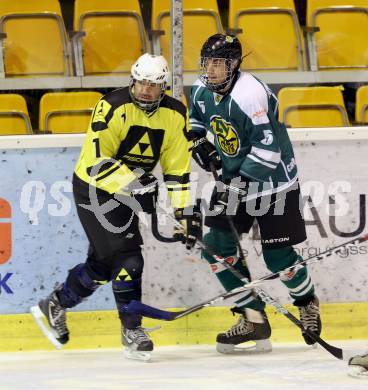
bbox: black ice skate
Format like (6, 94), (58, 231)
(122, 326), (154, 362)
(296, 295), (322, 345)
(216, 308), (272, 354)
(348, 353), (368, 378)
(30, 290), (69, 349)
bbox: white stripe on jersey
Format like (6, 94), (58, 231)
(192, 85), (202, 103)
(280, 160), (291, 181)
(190, 118), (203, 124)
(229, 96), (233, 116)
(251, 146), (281, 164)
(190, 123), (206, 130)
(248, 154), (278, 169)
(238, 174), (298, 202)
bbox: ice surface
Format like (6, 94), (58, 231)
(0, 341), (367, 390)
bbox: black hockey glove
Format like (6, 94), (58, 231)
(213, 177), (249, 216)
(191, 136), (221, 172)
(173, 203), (202, 250)
(127, 172), (158, 214)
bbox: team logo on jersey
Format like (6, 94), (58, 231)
(117, 125), (164, 170)
(213, 93), (223, 105)
(127, 132), (154, 157)
(210, 115), (240, 156)
(91, 99), (112, 131)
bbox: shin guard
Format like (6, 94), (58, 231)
(112, 252), (144, 329)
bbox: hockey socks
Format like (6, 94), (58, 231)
(203, 228), (265, 311)
(263, 246), (315, 301)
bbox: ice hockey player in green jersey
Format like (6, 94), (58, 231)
(189, 34), (321, 353)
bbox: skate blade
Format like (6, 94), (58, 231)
(348, 366), (368, 379)
(123, 347), (152, 362)
(217, 339), (272, 354)
(30, 305), (63, 350)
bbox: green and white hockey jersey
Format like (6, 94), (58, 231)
(189, 72), (298, 198)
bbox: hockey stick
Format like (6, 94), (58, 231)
(209, 165), (344, 360)
(122, 233), (368, 320)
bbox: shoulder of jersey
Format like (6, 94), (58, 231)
(160, 94), (187, 119)
(231, 73), (267, 105)
(232, 72), (266, 96)
(193, 78), (205, 87)
(191, 79), (207, 101)
(230, 72), (271, 125)
(101, 86), (132, 108)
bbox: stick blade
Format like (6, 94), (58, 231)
(120, 300), (181, 321)
(317, 338), (344, 360)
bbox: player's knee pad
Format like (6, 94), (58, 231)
(58, 264), (105, 308)
(111, 251), (144, 305)
(112, 251), (144, 279)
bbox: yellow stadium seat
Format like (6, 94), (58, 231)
(73, 0), (147, 75)
(0, 0), (72, 77)
(356, 86), (368, 124)
(307, 0), (368, 70)
(39, 91), (102, 133)
(278, 86), (349, 127)
(228, 0), (306, 71)
(152, 0), (223, 72)
(0, 94), (32, 135)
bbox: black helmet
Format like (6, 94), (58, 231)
(199, 34), (242, 93)
(200, 34), (242, 60)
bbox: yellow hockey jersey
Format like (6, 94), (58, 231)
(74, 87), (192, 209)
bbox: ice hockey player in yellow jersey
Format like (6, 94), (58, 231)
(31, 53), (202, 362)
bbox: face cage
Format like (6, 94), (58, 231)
(199, 57), (237, 93)
(129, 77), (167, 112)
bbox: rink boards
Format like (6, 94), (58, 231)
(0, 128), (367, 351)
(1, 303), (367, 352)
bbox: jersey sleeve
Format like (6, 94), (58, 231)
(75, 98), (136, 194)
(238, 91), (281, 182)
(160, 108), (193, 209)
(189, 84), (207, 138)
